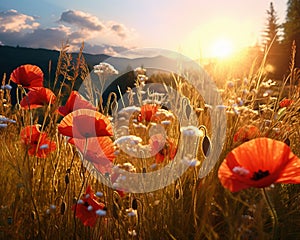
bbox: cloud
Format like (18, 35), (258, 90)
(58, 10), (134, 42)
(110, 23), (128, 38)
(103, 47), (118, 56)
(60, 10), (104, 31)
(20, 26), (71, 49)
(0, 22), (71, 50)
(83, 43), (129, 55)
(0, 9), (40, 32)
(0, 9), (136, 55)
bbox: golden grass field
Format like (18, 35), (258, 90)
(1, 44), (300, 240)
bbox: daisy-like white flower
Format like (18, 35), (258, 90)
(93, 62), (118, 75)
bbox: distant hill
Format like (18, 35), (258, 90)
(0, 45), (199, 80)
(0, 45), (205, 106)
(0, 45), (111, 81)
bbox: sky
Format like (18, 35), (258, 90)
(0, 0), (288, 59)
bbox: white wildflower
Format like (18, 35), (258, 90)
(181, 126), (203, 137)
(50, 204), (56, 210)
(39, 144), (49, 150)
(128, 229), (137, 236)
(216, 105), (227, 109)
(95, 191), (103, 197)
(161, 120), (171, 125)
(126, 208), (137, 217)
(118, 106), (140, 115)
(134, 67), (147, 75)
(114, 135), (142, 146)
(182, 158), (200, 167)
(1, 84), (12, 90)
(96, 209), (106, 216)
(94, 62), (118, 75)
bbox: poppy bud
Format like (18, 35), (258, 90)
(284, 138), (290, 146)
(65, 174), (69, 185)
(31, 211), (35, 220)
(7, 217), (13, 225)
(202, 135), (211, 157)
(60, 201), (66, 215)
(132, 198), (138, 210)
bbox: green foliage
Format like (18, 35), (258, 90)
(284, 0), (300, 43)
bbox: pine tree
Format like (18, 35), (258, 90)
(284, 0), (300, 44)
(283, 0), (300, 66)
(262, 2), (281, 52)
(261, 2), (288, 78)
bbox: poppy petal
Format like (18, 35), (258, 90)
(20, 125), (41, 144)
(20, 125), (56, 158)
(233, 125), (260, 143)
(72, 185), (105, 227)
(72, 136), (115, 174)
(10, 64), (43, 89)
(276, 153), (300, 183)
(58, 91), (96, 116)
(58, 109), (113, 138)
(138, 104), (159, 122)
(218, 138), (300, 192)
(20, 87), (56, 109)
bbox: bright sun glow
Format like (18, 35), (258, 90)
(209, 38), (234, 59)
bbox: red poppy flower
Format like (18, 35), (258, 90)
(58, 109), (113, 139)
(138, 104), (159, 122)
(72, 185), (105, 227)
(20, 125), (56, 158)
(58, 91), (96, 116)
(149, 134), (177, 163)
(218, 137), (300, 192)
(10, 64), (43, 89)
(20, 87), (56, 109)
(233, 125), (260, 143)
(279, 98), (294, 108)
(69, 136), (115, 174)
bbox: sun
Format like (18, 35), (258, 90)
(209, 38), (234, 59)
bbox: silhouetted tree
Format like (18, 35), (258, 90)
(283, 0), (300, 66)
(262, 2), (281, 52)
(262, 2), (288, 79)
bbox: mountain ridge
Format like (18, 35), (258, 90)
(0, 45), (111, 80)
(0, 45), (199, 82)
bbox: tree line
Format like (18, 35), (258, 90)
(262, 1), (300, 79)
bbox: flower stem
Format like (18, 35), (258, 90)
(262, 188), (279, 239)
(73, 138), (88, 239)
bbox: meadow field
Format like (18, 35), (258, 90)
(0, 44), (300, 240)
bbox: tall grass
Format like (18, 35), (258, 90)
(0, 44), (300, 240)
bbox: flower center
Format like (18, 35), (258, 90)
(251, 169), (270, 181)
